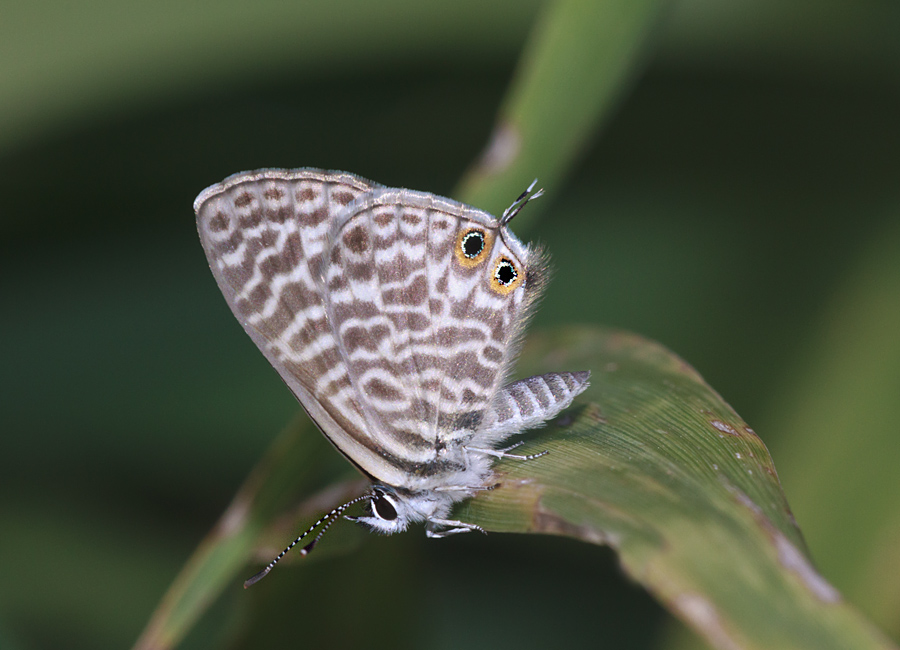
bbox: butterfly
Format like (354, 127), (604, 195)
(194, 169), (589, 586)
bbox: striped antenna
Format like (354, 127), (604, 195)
(244, 492), (373, 588)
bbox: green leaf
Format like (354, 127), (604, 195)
(656, 214), (900, 650)
(136, 326), (897, 650)
(459, 327), (896, 650)
(456, 0), (665, 227)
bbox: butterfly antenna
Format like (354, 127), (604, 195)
(243, 492), (373, 588)
(501, 179), (545, 225)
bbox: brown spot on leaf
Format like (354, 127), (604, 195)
(532, 510), (612, 546)
(710, 420), (739, 436)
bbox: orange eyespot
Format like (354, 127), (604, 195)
(490, 257), (522, 294)
(455, 228), (492, 268)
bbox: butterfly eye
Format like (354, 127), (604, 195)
(455, 228), (491, 267)
(372, 493), (398, 521)
(490, 257), (522, 294)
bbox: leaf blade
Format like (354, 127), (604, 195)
(462, 327), (896, 650)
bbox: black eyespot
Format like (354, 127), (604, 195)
(461, 230), (485, 259)
(494, 258), (518, 286)
(372, 494), (398, 521)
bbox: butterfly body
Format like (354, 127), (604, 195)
(195, 168), (589, 545)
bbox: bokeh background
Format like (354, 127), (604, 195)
(2, 1), (899, 648)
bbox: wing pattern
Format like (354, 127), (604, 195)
(320, 189), (535, 468)
(196, 169), (552, 488)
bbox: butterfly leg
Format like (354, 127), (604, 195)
(464, 444), (549, 461)
(432, 484), (496, 493)
(426, 518), (486, 538)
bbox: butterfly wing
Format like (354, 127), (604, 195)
(320, 188), (546, 487)
(194, 168), (386, 474)
(197, 171), (549, 491)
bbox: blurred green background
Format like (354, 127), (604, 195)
(2, 1), (899, 648)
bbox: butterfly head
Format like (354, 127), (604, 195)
(348, 485), (456, 535)
(346, 486), (414, 534)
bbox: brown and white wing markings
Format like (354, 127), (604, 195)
(322, 188), (540, 483)
(197, 170), (554, 493)
(194, 168), (381, 473)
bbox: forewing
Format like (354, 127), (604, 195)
(321, 188), (539, 473)
(194, 168), (384, 472)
